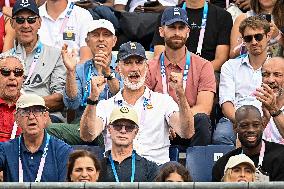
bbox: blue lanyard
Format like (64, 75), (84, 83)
(109, 151), (136, 182)
(81, 63), (94, 106)
(182, 1), (208, 28)
(160, 51), (191, 93)
(18, 133), (51, 182)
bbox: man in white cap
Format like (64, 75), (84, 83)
(0, 94), (72, 182)
(98, 106), (158, 182)
(223, 154), (256, 182)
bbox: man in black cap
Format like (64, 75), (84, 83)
(10, 0), (66, 123)
(80, 41), (195, 165)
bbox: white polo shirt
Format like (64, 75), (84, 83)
(96, 86), (179, 165)
(38, 0), (92, 53)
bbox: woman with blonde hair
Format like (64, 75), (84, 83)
(223, 154), (256, 182)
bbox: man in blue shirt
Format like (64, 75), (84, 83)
(0, 94), (72, 182)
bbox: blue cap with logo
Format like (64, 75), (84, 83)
(12, 0), (39, 17)
(161, 7), (189, 27)
(117, 41), (147, 61)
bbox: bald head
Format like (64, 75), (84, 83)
(235, 105), (262, 123)
(262, 57), (284, 96)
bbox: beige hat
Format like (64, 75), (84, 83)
(87, 19), (115, 35)
(16, 94), (47, 110)
(109, 106), (139, 126)
(224, 154), (256, 174)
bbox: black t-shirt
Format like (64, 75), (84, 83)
(210, 0), (247, 12)
(151, 3), (233, 61)
(212, 140), (284, 181)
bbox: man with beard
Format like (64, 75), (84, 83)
(212, 16), (271, 145)
(146, 7), (216, 147)
(212, 105), (284, 181)
(254, 57), (284, 144)
(80, 41), (195, 165)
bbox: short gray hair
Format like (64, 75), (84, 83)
(0, 51), (25, 67)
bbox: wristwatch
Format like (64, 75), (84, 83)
(86, 98), (99, 106)
(105, 72), (116, 81)
(271, 109), (282, 117)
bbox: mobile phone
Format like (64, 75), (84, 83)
(144, 1), (160, 7)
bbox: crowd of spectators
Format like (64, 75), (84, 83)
(0, 0), (284, 184)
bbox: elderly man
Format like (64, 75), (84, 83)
(0, 53), (24, 141)
(99, 106), (158, 182)
(213, 16), (271, 145)
(0, 94), (72, 182)
(10, 0), (66, 123)
(80, 41), (194, 165)
(212, 105), (284, 182)
(146, 7), (216, 147)
(254, 57), (284, 144)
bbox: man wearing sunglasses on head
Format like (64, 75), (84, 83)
(98, 106), (158, 182)
(9, 0), (67, 123)
(0, 93), (72, 182)
(212, 16), (271, 146)
(0, 53), (24, 142)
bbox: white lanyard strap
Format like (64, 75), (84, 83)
(196, 1), (208, 56)
(258, 140), (265, 167)
(10, 122), (18, 140)
(59, 2), (75, 34)
(24, 42), (42, 84)
(18, 134), (50, 182)
(5, 0), (10, 7)
(225, 0), (229, 9)
(159, 51), (191, 94)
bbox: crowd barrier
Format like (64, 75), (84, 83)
(0, 182), (283, 189)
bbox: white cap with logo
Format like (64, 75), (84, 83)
(16, 94), (47, 110)
(109, 106), (139, 126)
(224, 154), (256, 174)
(87, 19), (115, 35)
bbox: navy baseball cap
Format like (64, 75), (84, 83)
(117, 42), (147, 61)
(161, 7), (189, 26)
(12, 0), (39, 17)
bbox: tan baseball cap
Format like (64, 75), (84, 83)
(224, 154), (256, 174)
(16, 94), (47, 110)
(109, 106), (139, 126)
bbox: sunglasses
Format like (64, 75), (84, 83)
(0, 68), (24, 77)
(13, 16), (39, 24)
(111, 124), (137, 132)
(243, 33), (265, 43)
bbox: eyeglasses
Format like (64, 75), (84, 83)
(0, 68), (24, 77)
(13, 16), (39, 24)
(17, 106), (46, 117)
(243, 33), (265, 43)
(111, 124), (137, 132)
(122, 59), (146, 66)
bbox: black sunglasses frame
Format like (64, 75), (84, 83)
(243, 33), (266, 43)
(13, 16), (39, 24)
(0, 68), (24, 77)
(111, 124), (137, 132)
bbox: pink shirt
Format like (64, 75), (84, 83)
(146, 52), (216, 106)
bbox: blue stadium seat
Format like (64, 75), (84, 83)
(72, 145), (105, 159)
(186, 145), (234, 182)
(169, 145), (179, 161)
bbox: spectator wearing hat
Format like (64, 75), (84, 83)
(146, 7), (215, 148)
(0, 53), (24, 142)
(222, 154), (256, 182)
(0, 94), (72, 182)
(80, 41), (194, 165)
(38, 0), (93, 63)
(10, 0), (66, 123)
(98, 106), (158, 182)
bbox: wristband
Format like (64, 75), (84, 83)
(87, 98), (99, 105)
(271, 109), (282, 117)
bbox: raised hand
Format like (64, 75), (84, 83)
(61, 44), (77, 72)
(93, 50), (112, 75)
(89, 76), (106, 100)
(169, 72), (183, 93)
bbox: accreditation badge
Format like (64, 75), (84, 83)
(63, 31), (75, 41)
(255, 166), (270, 182)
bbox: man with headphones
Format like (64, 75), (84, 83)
(146, 7), (216, 148)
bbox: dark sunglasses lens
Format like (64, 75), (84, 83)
(113, 125), (123, 131)
(27, 17), (37, 24)
(14, 69), (24, 77)
(243, 35), (253, 43)
(0, 68), (11, 76)
(15, 17), (25, 24)
(125, 126), (135, 132)
(254, 34), (264, 42)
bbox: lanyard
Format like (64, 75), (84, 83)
(182, 1), (208, 56)
(82, 63), (95, 106)
(24, 42), (43, 84)
(160, 51), (191, 94)
(109, 151), (136, 182)
(226, 0), (229, 9)
(5, 0), (10, 7)
(10, 122), (18, 140)
(59, 2), (75, 34)
(18, 133), (51, 182)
